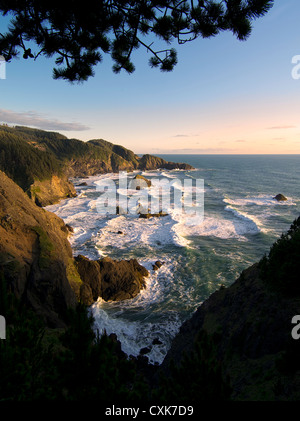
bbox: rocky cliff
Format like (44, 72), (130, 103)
(0, 170), (80, 327)
(159, 259), (300, 400)
(0, 170), (150, 327)
(28, 175), (77, 207)
(75, 255), (149, 304)
(138, 154), (194, 171)
(0, 125), (193, 206)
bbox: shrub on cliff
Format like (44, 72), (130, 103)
(0, 128), (62, 190)
(259, 216), (300, 295)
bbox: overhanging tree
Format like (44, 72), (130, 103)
(0, 0), (274, 82)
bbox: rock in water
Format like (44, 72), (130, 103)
(129, 174), (152, 190)
(152, 260), (165, 271)
(75, 255), (149, 303)
(139, 211), (168, 219)
(273, 194), (287, 202)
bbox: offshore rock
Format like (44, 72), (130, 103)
(139, 211), (168, 219)
(153, 261), (165, 271)
(273, 193), (288, 202)
(130, 174), (152, 190)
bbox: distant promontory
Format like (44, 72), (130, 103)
(0, 125), (193, 206)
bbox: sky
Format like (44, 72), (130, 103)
(1, 0), (300, 154)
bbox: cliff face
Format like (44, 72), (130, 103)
(28, 175), (77, 207)
(75, 255), (149, 304)
(0, 170), (81, 327)
(160, 262), (300, 400)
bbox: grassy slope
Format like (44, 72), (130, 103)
(0, 125), (140, 190)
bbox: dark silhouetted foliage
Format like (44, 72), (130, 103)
(259, 216), (300, 295)
(0, 1), (274, 82)
(153, 330), (231, 402)
(0, 274), (148, 401)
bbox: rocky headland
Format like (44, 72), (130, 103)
(0, 125), (193, 207)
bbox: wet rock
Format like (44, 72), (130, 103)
(75, 255), (149, 303)
(153, 260), (165, 271)
(130, 174), (152, 190)
(139, 211), (168, 219)
(273, 194), (287, 201)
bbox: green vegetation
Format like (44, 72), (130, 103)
(259, 216), (300, 295)
(32, 226), (55, 269)
(0, 126), (62, 190)
(0, 125), (141, 195)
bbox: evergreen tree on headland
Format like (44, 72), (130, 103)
(0, 0), (273, 82)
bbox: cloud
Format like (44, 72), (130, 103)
(235, 139), (246, 143)
(266, 125), (296, 130)
(0, 109), (90, 131)
(172, 133), (201, 138)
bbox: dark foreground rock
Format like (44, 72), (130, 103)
(159, 262), (300, 400)
(75, 255), (149, 304)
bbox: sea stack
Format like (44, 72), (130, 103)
(273, 194), (287, 202)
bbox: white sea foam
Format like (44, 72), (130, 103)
(90, 257), (182, 364)
(140, 171), (162, 177)
(91, 301), (182, 364)
(223, 195), (296, 207)
(95, 212), (189, 250)
(224, 206), (262, 233)
(173, 212), (260, 240)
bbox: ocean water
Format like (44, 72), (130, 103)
(46, 155), (300, 364)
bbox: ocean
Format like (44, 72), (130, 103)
(46, 154), (300, 364)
